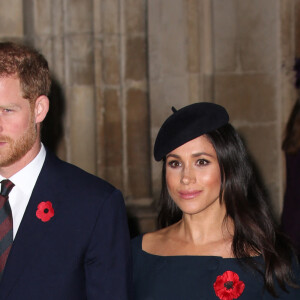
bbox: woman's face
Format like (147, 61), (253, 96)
(166, 135), (222, 216)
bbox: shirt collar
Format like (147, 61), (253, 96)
(0, 144), (46, 197)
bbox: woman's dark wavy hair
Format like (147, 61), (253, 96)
(158, 123), (298, 297)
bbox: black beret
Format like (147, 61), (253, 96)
(154, 102), (229, 161)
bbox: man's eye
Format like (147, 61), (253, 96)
(3, 109), (13, 113)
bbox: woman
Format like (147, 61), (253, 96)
(281, 98), (300, 255)
(132, 102), (300, 300)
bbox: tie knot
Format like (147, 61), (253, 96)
(0, 180), (14, 197)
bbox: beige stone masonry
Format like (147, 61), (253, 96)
(0, 0), (298, 232)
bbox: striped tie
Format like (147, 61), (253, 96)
(0, 179), (14, 278)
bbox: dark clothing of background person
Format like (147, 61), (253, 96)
(281, 151), (300, 255)
(281, 97), (300, 256)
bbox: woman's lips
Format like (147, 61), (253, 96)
(178, 190), (202, 199)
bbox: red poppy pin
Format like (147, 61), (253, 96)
(213, 270), (245, 300)
(36, 201), (54, 222)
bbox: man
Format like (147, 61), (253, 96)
(0, 42), (132, 299)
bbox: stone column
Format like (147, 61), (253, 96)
(148, 0), (214, 200)
(0, 0), (153, 228)
(148, 0), (297, 220)
(0, 0), (23, 40)
(122, 0), (154, 233)
(64, 0), (96, 174)
(22, 0), (97, 174)
(0, 0), (297, 231)
(212, 0), (296, 218)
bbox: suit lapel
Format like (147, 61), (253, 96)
(0, 151), (63, 299)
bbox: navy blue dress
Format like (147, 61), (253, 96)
(132, 235), (300, 300)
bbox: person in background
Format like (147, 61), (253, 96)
(132, 102), (300, 299)
(0, 41), (131, 299)
(281, 98), (300, 256)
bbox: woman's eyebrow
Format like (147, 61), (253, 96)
(166, 152), (215, 159)
(166, 154), (180, 159)
(191, 152), (214, 158)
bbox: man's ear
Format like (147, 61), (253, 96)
(34, 95), (49, 124)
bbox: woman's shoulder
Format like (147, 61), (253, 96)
(142, 227), (173, 254)
(131, 228), (168, 251)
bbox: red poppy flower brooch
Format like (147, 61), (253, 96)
(213, 270), (245, 300)
(36, 201), (54, 222)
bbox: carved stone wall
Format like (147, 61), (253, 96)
(148, 0), (297, 222)
(211, 0), (296, 217)
(148, 0), (215, 202)
(0, 0), (297, 234)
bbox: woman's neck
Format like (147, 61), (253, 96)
(178, 203), (234, 245)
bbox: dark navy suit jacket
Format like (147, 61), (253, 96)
(0, 150), (132, 299)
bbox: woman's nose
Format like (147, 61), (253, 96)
(180, 167), (196, 185)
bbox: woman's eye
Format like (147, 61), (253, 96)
(168, 160), (181, 168)
(196, 159), (209, 166)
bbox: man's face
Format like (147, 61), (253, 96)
(0, 76), (37, 168)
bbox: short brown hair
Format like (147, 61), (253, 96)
(0, 42), (51, 101)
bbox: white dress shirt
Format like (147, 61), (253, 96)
(0, 144), (46, 239)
